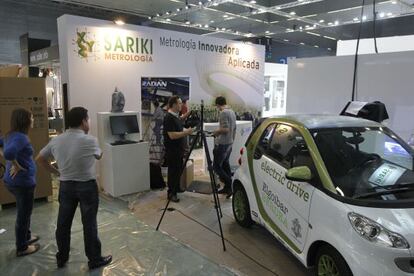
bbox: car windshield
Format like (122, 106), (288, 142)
(312, 127), (414, 201)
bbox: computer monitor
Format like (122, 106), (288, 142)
(110, 115), (140, 138)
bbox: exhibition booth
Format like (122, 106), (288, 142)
(57, 14), (265, 197)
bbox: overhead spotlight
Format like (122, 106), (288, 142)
(334, 20), (339, 25)
(148, 16), (152, 20)
(328, 47), (332, 51)
(314, 45), (319, 48)
(204, 24), (209, 28)
(299, 26), (303, 30)
(177, 8), (181, 11)
(208, 0), (211, 1)
(235, 31), (239, 34)
(185, 5), (189, 9)
(283, 39), (289, 42)
(300, 42), (305, 45)
(185, 20), (190, 24)
(319, 19), (325, 23)
(166, 11), (170, 15)
(328, 22), (333, 25)
(38, 70), (43, 77)
(114, 19), (125, 25)
(265, 30), (270, 33)
(213, 3), (218, 6)
(362, 15), (367, 21)
(250, 0), (256, 3)
(221, 27), (226, 30)
(156, 13), (161, 16)
(313, 24), (316, 28)
(391, 0), (397, 4)
(199, 1), (203, 5)
(290, 11), (296, 15)
(216, 27), (219, 30)
(210, 20), (215, 23)
(379, 12), (385, 18)
(353, 17), (359, 21)
(276, 6), (281, 10)
(305, 25), (310, 28)
(166, 18), (171, 21)
(223, 14), (228, 18)
(387, 12), (393, 17)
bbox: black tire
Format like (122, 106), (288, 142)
(232, 183), (253, 228)
(315, 245), (353, 276)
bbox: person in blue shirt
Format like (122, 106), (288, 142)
(0, 108), (40, 256)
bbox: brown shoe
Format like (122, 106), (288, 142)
(16, 244), (40, 257)
(27, 235), (40, 245)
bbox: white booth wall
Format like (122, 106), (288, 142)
(286, 51), (414, 141)
(58, 15), (265, 138)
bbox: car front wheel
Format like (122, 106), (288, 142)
(232, 183), (253, 228)
(315, 245), (352, 276)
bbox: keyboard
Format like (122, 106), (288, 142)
(110, 140), (138, 146)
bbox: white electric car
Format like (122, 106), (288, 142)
(232, 115), (414, 276)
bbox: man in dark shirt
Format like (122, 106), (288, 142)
(163, 96), (193, 202)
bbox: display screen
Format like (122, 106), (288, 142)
(110, 115), (139, 135)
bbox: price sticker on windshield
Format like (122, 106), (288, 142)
(368, 163), (406, 186)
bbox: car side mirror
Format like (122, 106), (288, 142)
(286, 166), (312, 182)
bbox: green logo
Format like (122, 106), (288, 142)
(73, 28), (98, 61)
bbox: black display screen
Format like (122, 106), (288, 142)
(110, 115), (139, 135)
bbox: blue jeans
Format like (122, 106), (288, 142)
(6, 185), (35, 252)
(56, 180), (102, 262)
(213, 144), (233, 191)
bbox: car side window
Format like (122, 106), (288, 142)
(257, 123), (276, 150)
(267, 124), (321, 186)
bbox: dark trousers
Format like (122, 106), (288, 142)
(7, 186), (35, 252)
(166, 149), (183, 196)
(56, 180), (101, 262)
(213, 144), (233, 191)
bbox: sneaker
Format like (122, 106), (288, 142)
(16, 244), (40, 257)
(88, 255), (113, 270)
(170, 194), (180, 203)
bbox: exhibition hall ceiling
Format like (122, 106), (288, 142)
(6, 0), (414, 51)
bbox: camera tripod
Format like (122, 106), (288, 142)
(156, 100), (226, 251)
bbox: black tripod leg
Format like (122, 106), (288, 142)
(201, 132), (226, 251)
(156, 131), (201, 231)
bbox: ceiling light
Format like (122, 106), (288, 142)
(323, 35), (336, 40)
(156, 13), (161, 16)
(391, 0), (397, 4)
(235, 31), (239, 34)
(177, 8), (181, 11)
(283, 39), (289, 42)
(313, 24), (317, 28)
(38, 70), (43, 77)
(290, 11), (296, 15)
(221, 27), (226, 30)
(328, 22), (333, 25)
(379, 12), (385, 18)
(250, 0), (256, 3)
(223, 14), (228, 18)
(114, 19), (125, 25)
(216, 27), (219, 30)
(328, 47), (332, 51)
(319, 19), (325, 23)
(299, 26), (303, 30)
(300, 42), (305, 45)
(185, 5), (189, 9)
(353, 17), (359, 21)
(362, 15), (367, 21)
(305, 25), (310, 28)
(265, 30), (270, 33)
(166, 18), (171, 21)
(166, 11), (170, 15)
(213, 2), (219, 5)
(334, 20), (339, 25)
(314, 45), (319, 48)
(387, 12), (393, 17)
(148, 16), (152, 20)
(199, 1), (202, 5)
(210, 20), (215, 23)
(185, 20), (190, 24)
(276, 6), (281, 10)
(204, 24), (209, 28)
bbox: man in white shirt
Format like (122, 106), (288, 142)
(36, 107), (112, 270)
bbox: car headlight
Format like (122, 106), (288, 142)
(348, 212), (410, 249)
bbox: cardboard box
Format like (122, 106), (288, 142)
(0, 77), (52, 205)
(180, 159), (194, 191)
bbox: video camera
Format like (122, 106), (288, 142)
(184, 110), (201, 129)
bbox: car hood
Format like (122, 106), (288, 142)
(348, 205), (414, 255)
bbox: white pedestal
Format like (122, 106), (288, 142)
(203, 121), (253, 172)
(97, 111), (150, 197)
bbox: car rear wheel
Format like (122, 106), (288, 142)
(232, 183), (253, 227)
(315, 245), (352, 276)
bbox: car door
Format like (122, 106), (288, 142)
(252, 123), (317, 253)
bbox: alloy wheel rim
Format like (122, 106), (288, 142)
(318, 254), (339, 276)
(233, 190), (246, 221)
